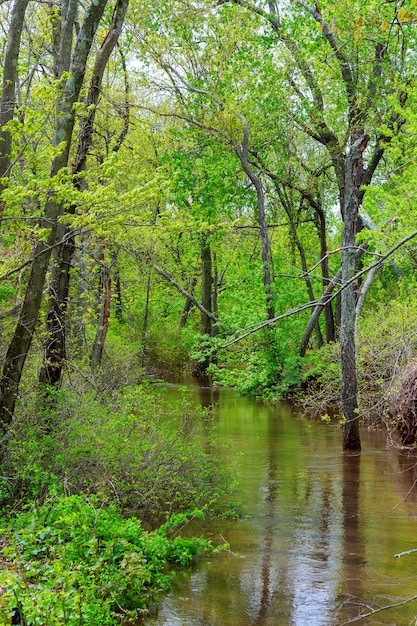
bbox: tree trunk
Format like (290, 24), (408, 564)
(315, 206), (335, 343)
(0, 0), (29, 217)
(91, 263), (111, 372)
(0, 0), (109, 430)
(114, 266), (124, 323)
(140, 270), (152, 368)
(300, 268), (342, 358)
(278, 190), (323, 348)
(235, 118), (275, 320)
(39, 0), (128, 389)
(212, 253), (219, 338)
(340, 135), (369, 451)
(178, 276), (197, 328)
(38, 225), (75, 387)
(201, 236), (213, 337)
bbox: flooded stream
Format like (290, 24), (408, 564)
(144, 384), (417, 625)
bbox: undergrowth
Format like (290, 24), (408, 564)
(0, 494), (226, 625)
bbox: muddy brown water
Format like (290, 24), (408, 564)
(143, 383), (417, 626)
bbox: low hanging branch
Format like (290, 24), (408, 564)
(153, 264), (219, 324)
(221, 229), (417, 349)
(300, 267), (342, 357)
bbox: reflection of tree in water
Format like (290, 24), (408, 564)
(199, 385), (219, 411)
(251, 417), (280, 625)
(337, 451), (365, 623)
(391, 448), (417, 506)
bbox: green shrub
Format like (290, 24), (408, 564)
(0, 494), (220, 625)
(1, 384), (237, 526)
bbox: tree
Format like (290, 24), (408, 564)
(0, 0), (30, 216)
(0, 0), (110, 433)
(227, 0), (412, 448)
(39, 0), (129, 388)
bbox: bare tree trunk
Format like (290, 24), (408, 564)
(212, 253), (219, 338)
(341, 135), (369, 451)
(39, 225), (75, 387)
(201, 236), (213, 337)
(90, 264), (111, 372)
(315, 206), (336, 343)
(114, 266), (124, 323)
(39, 0), (129, 389)
(178, 276), (197, 328)
(277, 189), (323, 347)
(140, 270), (152, 368)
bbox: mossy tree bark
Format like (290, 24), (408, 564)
(0, 0), (29, 217)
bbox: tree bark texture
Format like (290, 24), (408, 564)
(340, 135), (369, 450)
(315, 205), (335, 343)
(178, 276), (197, 328)
(91, 264), (111, 372)
(38, 225), (75, 387)
(201, 237), (213, 337)
(40, 0), (129, 389)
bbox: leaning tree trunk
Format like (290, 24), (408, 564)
(0, 0), (108, 431)
(340, 135), (369, 451)
(178, 276), (197, 328)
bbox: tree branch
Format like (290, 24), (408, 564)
(221, 229), (417, 348)
(153, 264), (219, 324)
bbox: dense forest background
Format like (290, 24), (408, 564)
(1, 0), (417, 622)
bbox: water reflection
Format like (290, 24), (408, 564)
(336, 452), (364, 623)
(143, 386), (417, 626)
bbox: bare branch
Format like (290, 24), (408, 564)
(337, 593), (417, 625)
(153, 264), (219, 324)
(221, 229), (417, 348)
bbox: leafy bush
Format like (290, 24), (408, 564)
(210, 331), (304, 400)
(1, 384), (237, 526)
(0, 494), (221, 625)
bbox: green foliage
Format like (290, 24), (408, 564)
(2, 383), (237, 526)
(209, 329), (306, 400)
(0, 494), (219, 625)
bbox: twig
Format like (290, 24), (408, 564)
(337, 594), (417, 624)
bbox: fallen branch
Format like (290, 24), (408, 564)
(337, 593), (417, 625)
